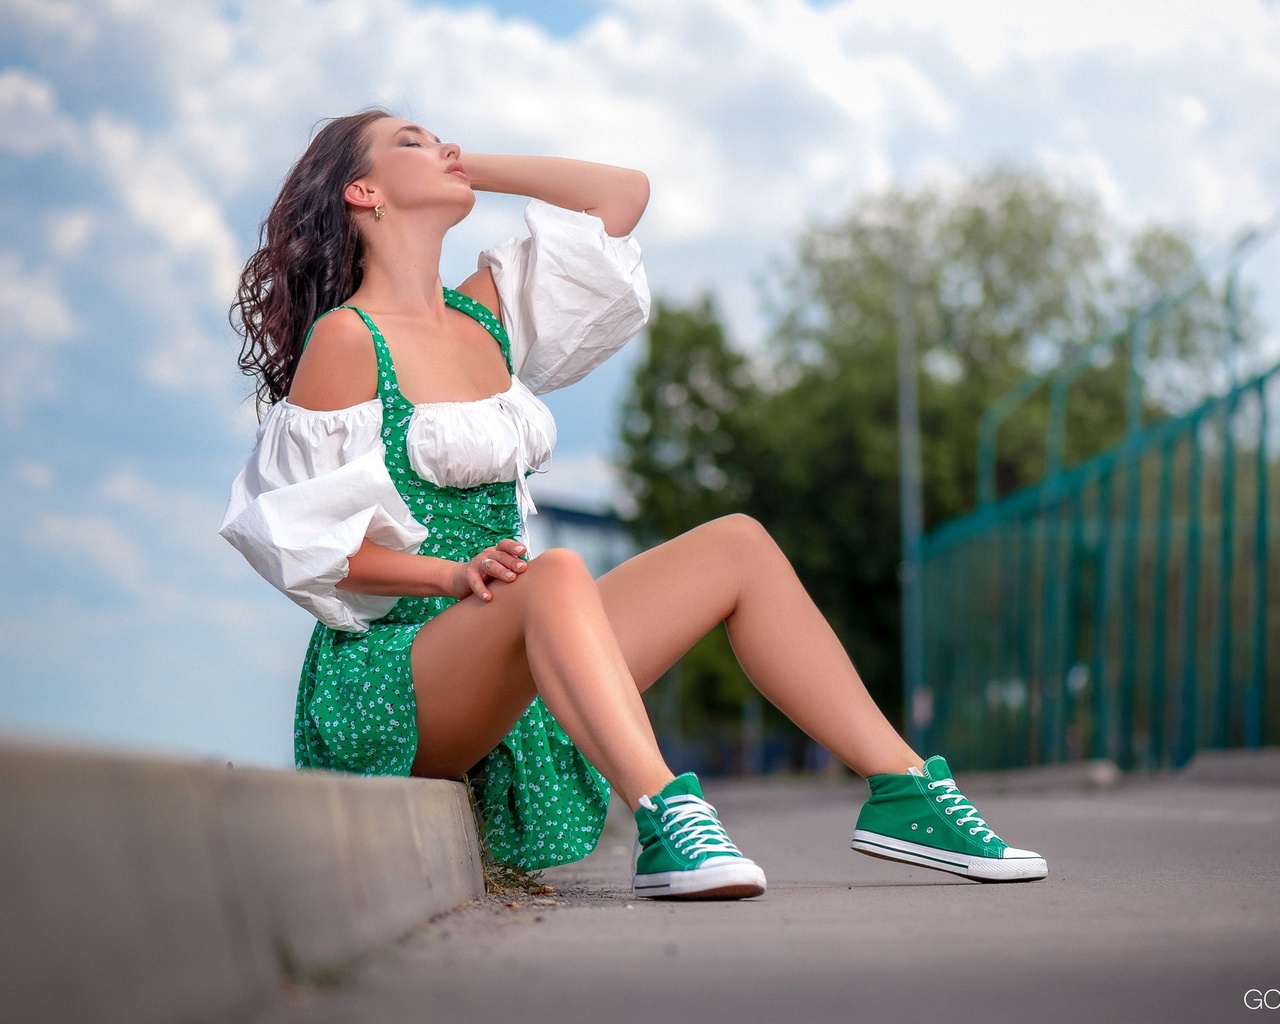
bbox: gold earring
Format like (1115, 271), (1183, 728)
(373, 202), (386, 221)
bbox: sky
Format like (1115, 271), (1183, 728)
(2, 0), (1279, 768)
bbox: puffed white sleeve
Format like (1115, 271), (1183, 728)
(478, 198), (651, 395)
(219, 399), (430, 632)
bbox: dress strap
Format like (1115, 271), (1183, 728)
(444, 287), (513, 374)
(342, 305), (401, 402)
(302, 304), (402, 402)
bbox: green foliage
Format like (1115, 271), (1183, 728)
(619, 166), (1254, 757)
(619, 296), (755, 542)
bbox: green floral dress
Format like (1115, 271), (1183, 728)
(293, 294), (610, 870)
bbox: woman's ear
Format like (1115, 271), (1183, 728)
(344, 180), (377, 211)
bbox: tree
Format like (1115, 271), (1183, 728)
(620, 167), (1252, 762)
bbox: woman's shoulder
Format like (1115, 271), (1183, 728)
(453, 268), (503, 325)
(289, 307), (379, 411)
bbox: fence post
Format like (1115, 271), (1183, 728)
(1090, 467), (1114, 761)
(1246, 377), (1268, 748)
(1149, 435), (1177, 768)
(1176, 416), (1205, 767)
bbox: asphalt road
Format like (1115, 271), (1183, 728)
(249, 765), (1280, 1024)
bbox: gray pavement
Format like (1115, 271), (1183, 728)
(248, 766), (1280, 1024)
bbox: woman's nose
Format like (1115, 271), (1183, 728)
(441, 140), (461, 159)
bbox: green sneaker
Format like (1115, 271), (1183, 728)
(632, 773), (766, 899)
(852, 755), (1047, 882)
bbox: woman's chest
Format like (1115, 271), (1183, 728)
(400, 378), (557, 490)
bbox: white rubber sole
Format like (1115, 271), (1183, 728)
(633, 858), (767, 900)
(852, 830), (1048, 882)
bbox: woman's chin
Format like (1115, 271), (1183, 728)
(445, 188), (478, 225)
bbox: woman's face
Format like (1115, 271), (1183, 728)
(353, 117), (475, 222)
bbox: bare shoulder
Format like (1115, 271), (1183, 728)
(456, 267), (503, 324)
(288, 307), (379, 411)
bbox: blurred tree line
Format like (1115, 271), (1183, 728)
(619, 166), (1253, 773)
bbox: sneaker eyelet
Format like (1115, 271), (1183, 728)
(926, 827), (934, 834)
(910, 823), (918, 830)
(969, 828), (979, 835)
(984, 836), (992, 843)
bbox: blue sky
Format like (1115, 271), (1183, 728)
(3, 0), (1279, 767)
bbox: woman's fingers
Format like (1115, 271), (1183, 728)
(494, 539), (528, 571)
(480, 544), (527, 578)
(476, 549), (524, 580)
(464, 540), (528, 601)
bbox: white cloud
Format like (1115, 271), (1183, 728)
(89, 113), (242, 300)
(13, 462), (54, 490)
(1035, 147), (1126, 216)
(48, 210), (95, 256)
(4, 0), (97, 50)
(0, 69), (74, 157)
(1182, 154), (1273, 228)
(1178, 95), (1210, 130)
(0, 251), (79, 421)
(36, 511), (146, 589)
(0, 252), (77, 340)
(842, 0), (1280, 75)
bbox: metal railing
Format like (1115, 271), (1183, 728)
(912, 219), (1278, 771)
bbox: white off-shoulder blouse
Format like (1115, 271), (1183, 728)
(220, 200), (651, 631)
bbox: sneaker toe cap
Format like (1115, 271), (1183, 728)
(1001, 845), (1043, 860)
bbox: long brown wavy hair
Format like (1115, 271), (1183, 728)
(232, 109), (391, 410)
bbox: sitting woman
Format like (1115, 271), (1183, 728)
(222, 109), (1046, 899)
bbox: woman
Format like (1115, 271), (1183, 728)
(222, 109), (1047, 900)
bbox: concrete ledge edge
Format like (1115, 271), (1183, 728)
(0, 739), (485, 1024)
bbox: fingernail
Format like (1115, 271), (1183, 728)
(505, 571), (515, 579)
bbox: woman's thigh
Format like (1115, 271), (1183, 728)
(410, 546), (616, 778)
(407, 573), (539, 778)
(595, 514), (774, 690)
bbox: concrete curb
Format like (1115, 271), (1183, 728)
(1178, 747), (1280, 785)
(0, 740), (484, 1024)
(958, 758), (1123, 795)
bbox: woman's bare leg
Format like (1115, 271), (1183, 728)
(409, 548), (675, 809)
(411, 515), (918, 807)
(596, 514), (921, 778)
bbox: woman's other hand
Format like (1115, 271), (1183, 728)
(453, 538), (529, 601)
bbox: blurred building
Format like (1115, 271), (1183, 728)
(525, 502), (636, 578)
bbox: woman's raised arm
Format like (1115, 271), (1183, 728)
(461, 153), (649, 237)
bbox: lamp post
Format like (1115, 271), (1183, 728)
(896, 269), (927, 751)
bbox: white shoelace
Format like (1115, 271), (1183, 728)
(644, 794), (744, 857)
(927, 778), (1000, 842)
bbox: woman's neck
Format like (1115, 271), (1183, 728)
(351, 214), (451, 315)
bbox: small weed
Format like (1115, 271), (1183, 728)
(465, 772), (554, 897)
(482, 858), (550, 897)
(274, 935), (362, 990)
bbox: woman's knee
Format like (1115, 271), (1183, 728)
(707, 513), (778, 556)
(525, 547), (595, 589)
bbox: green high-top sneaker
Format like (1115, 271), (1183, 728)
(852, 755), (1048, 882)
(632, 773), (766, 899)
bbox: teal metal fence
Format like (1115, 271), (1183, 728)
(914, 221), (1278, 771)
